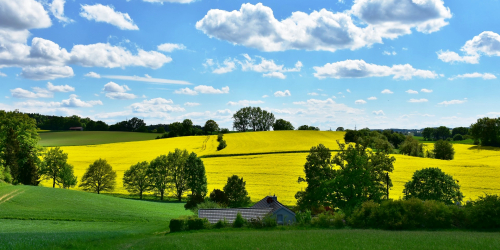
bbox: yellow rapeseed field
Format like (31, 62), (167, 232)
(44, 131), (500, 205)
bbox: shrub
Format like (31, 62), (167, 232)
(215, 218), (229, 229)
(187, 218), (206, 231)
(421, 200), (453, 229)
(399, 136), (425, 157)
(433, 140), (455, 160)
(262, 215), (277, 228)
(220, 128), (230, 134)
(348, 201), (380, 229)
(333, 212), (346, 229)
(465, 194), (500, 229)
(169, 219), (185, 233)
(403, 168), (463, 205)
(217, 133), (223, 142)
(217, 140), (227, 151)
(312, 212), (334, 228)
(209, 189), (228, 206)
(453, 134), (464, 141)
(248, 217), (264, 229)
(296, 210), (312, 226)
(233, 212), (246, 228)
(185, 194), (205, 210)
(192, 200), (221, 215)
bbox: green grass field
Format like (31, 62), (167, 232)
(38, 131), (160, 147)
(414, 136), (474, 145)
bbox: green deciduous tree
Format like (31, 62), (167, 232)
(452, 127), (469, 137)
(433, 140), (455, 160)
(41, 147), (68, 188)
(223, 175), (251, 208)
(182, 119), (193, 136)
(204, 120), (219, 135)
(422, 127), (435, 141)
(123, 161), (151, 199)
(399, 136), (425, 157)
(232, 107), (275, 132)
(336, 127), (345, 131)
(435, 126), (451, 140)
(58, 164), (77, 189)
(167, 149), (190, 201)
(0, 110), (41, 185)
(79, 159), (116, 194)
(185, 153), (207, 197)
(169, 122), (183, 137)
(148, 155), (169, 200)
(210, 189), (228, 206)
(403, 168), (463, 205)
(272, 119), (294, 131)
(298, 125), (320, 131)
(470, 117), (500, 147)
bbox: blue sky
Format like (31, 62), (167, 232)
(1, 0), (499, 130)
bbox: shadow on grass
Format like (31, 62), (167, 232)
(467, 145), (500, 151)
(102, 193), (187, 204)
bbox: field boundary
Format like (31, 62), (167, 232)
(200, 150), (341, 158)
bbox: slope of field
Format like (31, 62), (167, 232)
(39, 131), (161, 146)
(212, 131), (345, 156)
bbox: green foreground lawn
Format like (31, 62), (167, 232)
(38, 131), (160, 147)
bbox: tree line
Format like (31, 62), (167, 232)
(232, 107), (320, 132)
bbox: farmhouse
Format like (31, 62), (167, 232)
(198, 196), (296, 225)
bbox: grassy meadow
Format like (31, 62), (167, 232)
(38, 131), (500, 205)
(39, 131), (160, 147)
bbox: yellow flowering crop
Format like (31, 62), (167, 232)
(44, 132), (500, 205)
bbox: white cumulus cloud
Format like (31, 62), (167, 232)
(355, 99), (367, 104)
(157, 43), (186, 52)
(274, 90), (291, 97)
(421, 88), (433, 93)
(438, 31), (500, 64)
(47, 82), (74, 92)
(227, 100), (265, 106)
(50, 0), (73, 24)
(448, 72), (497, 80)
(184, 102), (200, 107)
(408, 98), (428, 103)
(406, 89), (419, 94)
(174, 85), (229, 95)
(80, 4), (139, 30)
(85, 72), (101, 78)
(381, 89), (393, 94)
(0, 0), (52, 30)
(103, 82), (137, 100)
(368, 97), (377, 100)
(438, 99), (467, 106)
(20, 66), (74, 80)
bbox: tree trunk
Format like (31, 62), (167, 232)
(53, 177), (56, 188)
(160, 191), (164, 200)
(140, 191), (143, 200)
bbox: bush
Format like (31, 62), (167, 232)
(185, 194), (205, 210)
(403, 168), (463, 205)
(433, 140), (455, 160)
(217, 140), (227, 151)
(217, 133), (223, 142)
(220, 128), (230, 134)
(333, 212), (346, 229)
(187, 218), (206, 231)
(169, 219), (185, 233)
(399, 136), (425, 157)
(453, 134), (464, 141)
(248, 217), (264, 229)
(296, 210), (312, 226)
(349, 201), (380, 229)
(233, 212), (246, 228)
(312, 212), (334, 228)
(465, 194), (500, 229)
(421, 200), (453, 229)
(215, 218), (229, 229)
(209, 189), (228, 206)
(262, 215), (277, 227)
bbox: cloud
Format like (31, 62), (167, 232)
(85, 72), (101, 78)
(196, 2), (450, 52)
(184, 102), (200, 107)
(80, 4), (139, 30)
(308, 92), (319, 96)
(157, 43), (186, 52)
(373, 110), (385, 116)
(367, 97), (377, 100)
(99, 75), (190, 85)
(11, 88), (52, 99)
(383, 51), (397, 56)
(406, 89), (419, 94)
(381, 89), (393, 94)
(50, 0), (73, 24)
(20, 66), (74, 80)
(262, 95), (269, 98)
(0, 72), (6, 77)
(0, 0), (52, 30)
(174, 85), (229, 95)
(448, 72), (497, 81)
(263, 72), (286, 79)
(355, 99), (367, 104)
(61, 94), (103, 107)
(47, 82), (74, 92)
(227, 100), (265, 106)
(346, 89), (351, 93)
(313, 59), (438, 80)
(129, 98), (185, 113)
(408, 98), (428, 103)
(212, 59), (236, 74)
(103, 82), (137, 100)
(274, 90), (291, 97)
(438, 99), (467, 106)
(438, 31), (500, 64)
(421, 88), (433, 93)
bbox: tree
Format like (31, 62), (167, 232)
(470, 117), (500, 146)
(452, 127), (469, 137)
(435, 126), (451, 140)
(185, 153), (207, 197)
(399, 136), (425, 157)
(79, 159), (116, 194)
(422, 127), (435, 141)
(453, 134), (464, 141)
(148, 155), (169, 200)
(296, 142), (395, 213)
(433, 140), (455, 160)
(167, 149), (190, 201)
(58, 164), (77, 189)
(233, 107), (275, 132)
(233, 107), (251, 132)
(123, 161), (151, 199)
(403, 168), (463, 205)
(298, 125), (319, 131)
(157, 126), (165, 134)
(336, 127), (345, 131)
(204, 120), (219, 135)
(223, 175), (251, 208)
(41, 147), (68, 188)
(210, 189), (228, 206)
(182, 119), (193, 136)
(0, 110), (41, 185)
(128, 117), (147, 132)
(169, 122), (183, 137)
(272, 119), (294, 131)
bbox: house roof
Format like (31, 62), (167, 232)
(251, 196), (295, 215)
(198, 208), (273, 224)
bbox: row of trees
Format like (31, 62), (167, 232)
(470, 117), (500, 146)
(422, 126), (469, 141)
(232, 107), (276, 132)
